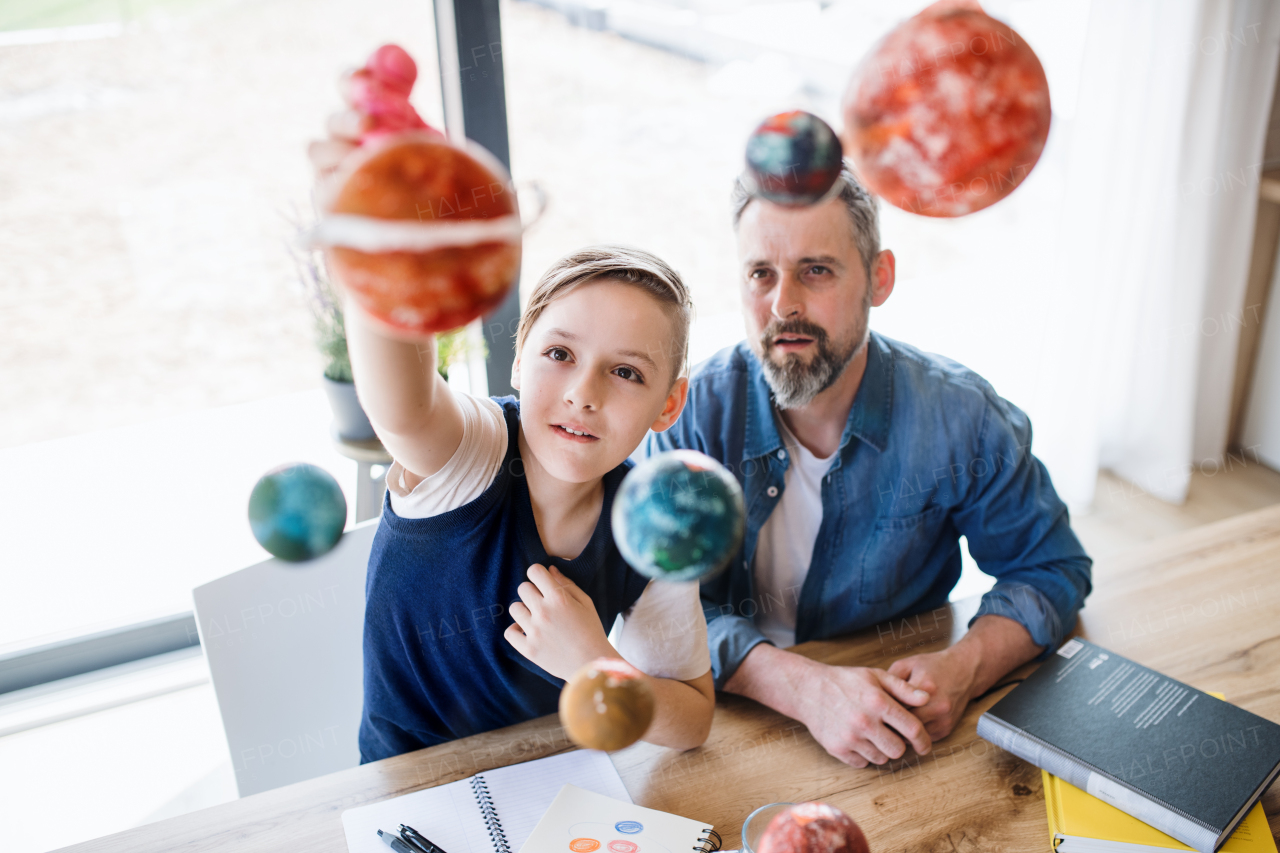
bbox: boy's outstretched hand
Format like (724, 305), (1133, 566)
(506, 564), (616, 681)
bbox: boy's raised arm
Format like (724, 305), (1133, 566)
(344, 306), (466, 482)
(309, 66), (467, 484)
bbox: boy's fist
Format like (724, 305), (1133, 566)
(505, 564), (617, 681)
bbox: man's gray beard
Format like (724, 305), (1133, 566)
(759, 324), (862, 410)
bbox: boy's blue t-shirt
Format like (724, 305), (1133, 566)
(357, 396), (650, 763)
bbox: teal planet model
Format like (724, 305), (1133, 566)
(745, 110), (843, 206)
(248, 463), (347, 561)
(612, 450), (745, 583)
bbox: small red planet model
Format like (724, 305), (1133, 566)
(757, 802), (870, 853)
(842, 0), (1051, 217)
(559, 658), (656, 752)
(315, 45), (522, 336)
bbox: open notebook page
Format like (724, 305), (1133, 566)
(341, 750), (632, 853)
(342, 776), (494, 853)
(479, 750), (633, 851)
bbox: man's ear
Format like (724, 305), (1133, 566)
(650, 376), (689, 433)
(870, 248), (896, 308)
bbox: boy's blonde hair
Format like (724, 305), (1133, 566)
(515, 246), (693, 385)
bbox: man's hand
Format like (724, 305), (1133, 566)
(505, 564), (616, 680)
(724, 643), (933, 768)
(889, 614), (1043, 740)
(887, 645), (980, 741)
(803, 663), (936, 767)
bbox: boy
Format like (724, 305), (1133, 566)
(341, 246), (715, 762)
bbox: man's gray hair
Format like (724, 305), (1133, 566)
(731, 164), (881, 280)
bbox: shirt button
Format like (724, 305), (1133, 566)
(767, 486), (779, 497)
(777, 449), (786, 460)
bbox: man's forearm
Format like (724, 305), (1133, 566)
(722, 643), (813, 718)
(728, 617), (1038, 709)
(952, 614), (1042, 698)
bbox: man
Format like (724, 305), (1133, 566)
(642, 168), (1092, 768)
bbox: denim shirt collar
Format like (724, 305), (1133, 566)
(741, 331), (894, 462)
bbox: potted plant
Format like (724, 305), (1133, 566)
(293, 242), (482, 441)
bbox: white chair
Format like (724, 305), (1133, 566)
(192, 518), (377, 797)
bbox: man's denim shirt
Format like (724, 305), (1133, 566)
(640, 332), (1093, 689)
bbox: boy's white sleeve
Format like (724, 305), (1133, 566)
(386, 394), (507, 519)
(615, 580), (711, 682)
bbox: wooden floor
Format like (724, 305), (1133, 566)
(1074, 461), (1280, 561)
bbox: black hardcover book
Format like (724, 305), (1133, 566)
(977, 639), (1280, 853)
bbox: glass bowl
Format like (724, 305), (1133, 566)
(741, 802), (795, 853)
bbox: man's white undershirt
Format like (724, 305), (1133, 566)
(751, 410), (837, 648)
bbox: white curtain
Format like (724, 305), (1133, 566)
(1031, 0), (1280, 505)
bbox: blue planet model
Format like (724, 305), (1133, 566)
(612, 450), (745, 583)
(248, 463), (347, 562)
(745, 110), (844, 206)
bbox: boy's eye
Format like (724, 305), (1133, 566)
(544, 346), (572, 362)
(614, 366), (644, 384)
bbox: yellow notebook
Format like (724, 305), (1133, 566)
(1043, 694), (1277, 853)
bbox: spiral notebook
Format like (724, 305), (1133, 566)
(341, 751), (634, 853)
(519, 783), (721, 853)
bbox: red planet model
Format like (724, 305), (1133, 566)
(757, 803), (870, 853)
(315, 45), (522, 336)
(841, 0), (1051, 217)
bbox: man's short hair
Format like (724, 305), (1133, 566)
(731, 164), (881, 281)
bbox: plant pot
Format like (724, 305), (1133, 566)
(322, 376), (377, 442)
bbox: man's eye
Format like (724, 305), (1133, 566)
(614, 366), (644, 384)
(749, 268), (772, 279)
(807, 265), (831, 275)
(545, 347), (571, 362)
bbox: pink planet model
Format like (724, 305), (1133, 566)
(757, 803), (870, 853)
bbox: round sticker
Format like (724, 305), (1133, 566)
(614, 822), (643, 835)
(569, 840), (600, 853)
(608, 841), (639, 853)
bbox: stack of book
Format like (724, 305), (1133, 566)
(1043, 765), (1273, 853)
(978, 639), (1280, 853)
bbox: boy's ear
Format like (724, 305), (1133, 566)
(510, 352), (522, 392)
(649, 376), (688, 433)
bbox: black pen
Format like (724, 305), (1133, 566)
(396, 826), (431, 853)
(401, 823), (452, 853)
(378, 828), (419, 853)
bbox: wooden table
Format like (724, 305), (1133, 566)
(61, 506), (1280, 853)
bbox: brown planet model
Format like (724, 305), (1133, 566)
(841, 0), (1051, 217)
(757, 802), (870, 853)
(559, 658), (656, 752)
